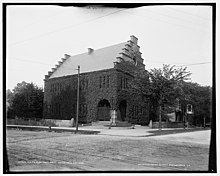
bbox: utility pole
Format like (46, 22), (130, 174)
(158, 96), (162, 131)
(75, 65), (80, 134)
(159, 105), (162, 131)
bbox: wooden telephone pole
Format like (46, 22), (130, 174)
(75, 65), (80, 134)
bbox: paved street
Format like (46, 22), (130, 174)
(6, 128), (210, 171)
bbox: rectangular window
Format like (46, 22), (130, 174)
(135, 106), (138, 116)
(132, 105), (135, 116)
(83, 104), (85, 114)
(79, 104), (82, 114)
(85, 104), (87, 114)
(121, 77), (123, 89)
(103, 76), (105, 88)
(107, 76), (109, 88)
(58, 104), (60, 115)
(125, 78), (128, 88)
(74, 80), (77, 90)
(48, 105), (51, 114)
(73, 104), (76, 114)
(99, 76), (102, 88)
(82, 80), (84, 90)
(85, 79), (88, 89)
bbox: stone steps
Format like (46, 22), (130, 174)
(115, 121), (132, 127)
(92, 120), (132, 127)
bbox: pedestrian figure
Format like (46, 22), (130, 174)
(109, 109), (117, 129)
(186, 121), (189, 129)
(48, 125), (52, 132)
(71, 117), (75, 127)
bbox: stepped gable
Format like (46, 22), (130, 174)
(45, 35), (144, 80)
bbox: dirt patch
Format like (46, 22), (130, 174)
(6, 129), (210, 172)
(147, 128), (210, 136)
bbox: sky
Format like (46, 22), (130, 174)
(6, 4), (213, 90)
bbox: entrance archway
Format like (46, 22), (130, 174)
(118, 100), (127, 121)
(97, 99), (111, 121)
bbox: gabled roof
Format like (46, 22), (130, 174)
(49, 42), (127, 79)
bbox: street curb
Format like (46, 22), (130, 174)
(6, 125), (100, 135)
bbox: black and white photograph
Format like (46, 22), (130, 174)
(4, 2), (216, 173)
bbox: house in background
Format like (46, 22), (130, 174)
(43, 35), (150, 125)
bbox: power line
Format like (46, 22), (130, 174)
(145, 60), (192, 64)
(175, 62), (211, 67)
(146, 58), (211, 64)
(16, 11), (66, 32)
(122, 8), (210, 33)
(168, 7), (211, 21)
(147, 8), (210, 29)
(9, 8), (126, 47)
(9, 58), (52, 66)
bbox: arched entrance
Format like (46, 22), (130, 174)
(97, 99), (111, 121)
(118, 100), (127, 121)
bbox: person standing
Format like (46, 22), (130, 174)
(109, 109), (117, 129)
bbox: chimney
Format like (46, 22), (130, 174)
(64, 54), (71, 59)
(48, 71), (53, 75)
(130, 35), (138, 44)
(45, 75), (50, 80)
(88, 48), (94, 54)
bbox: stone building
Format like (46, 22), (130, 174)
(43, 35), (150, 125)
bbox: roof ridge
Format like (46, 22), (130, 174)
(44, 36), (143, 80)
(69, 41), (127, 58)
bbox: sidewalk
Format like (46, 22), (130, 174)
(7, 124), (208, 138)
(7, 124), (157, 137)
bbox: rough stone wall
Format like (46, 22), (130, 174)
(44, 65), (149, 124)
(85, 69), (118, 122)
(44, 69), (118, 123)
(114, 61), (150, 125)
(43, 35), (150, 124)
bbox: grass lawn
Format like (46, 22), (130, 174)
(148, 127), (210, 136)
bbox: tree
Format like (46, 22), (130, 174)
(7, 81), (44, 119)
(6, 89), (14, 112)
(130, 64), (191, 129)
(180, 82), (212, 126)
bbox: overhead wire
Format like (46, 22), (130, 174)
(9, 8), (126, 47)
(167, 7), (211, 21)
(8, 7), (212, 77)
(9, 57), (52, 66)
(121, 8), (210, 33)
(10, 6), (210, 47)
(15, 10), (66, 32)
(146, 7), (210, 29)
(174, 62), (212, 67)
(9, 56), (212, 69)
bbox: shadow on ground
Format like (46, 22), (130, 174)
(147, 128), (210, 137)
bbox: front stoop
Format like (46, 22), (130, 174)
(92, 120), (132, 127)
